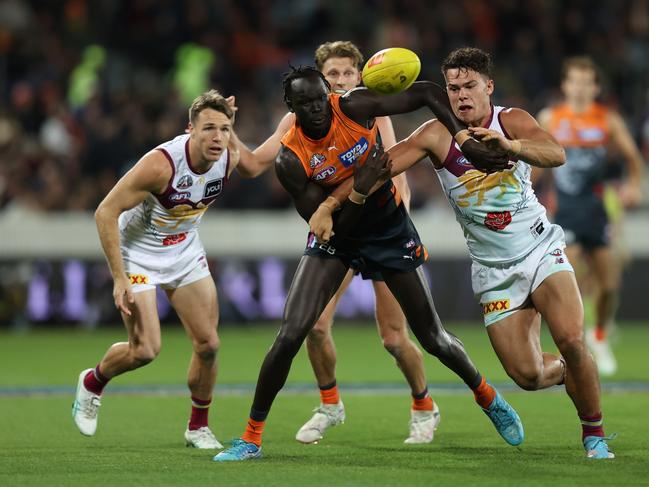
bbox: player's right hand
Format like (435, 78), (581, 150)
(460, 138), (512, 173)
(354, 144), (392, 194)
(113, 275), (135, 316)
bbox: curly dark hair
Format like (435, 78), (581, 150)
(441, 47), (493, 78)
(282, 65), (331, 107)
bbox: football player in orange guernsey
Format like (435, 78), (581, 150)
(214, 65), (521, 462)
(538, 57), (644, 377)
(234, 41), (440, 445)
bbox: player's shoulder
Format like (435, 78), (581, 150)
(497, 107), (541, 135)
(498, 106), (534, 121)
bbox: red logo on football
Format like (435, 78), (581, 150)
(367, 52), (385, 68)
(484, 211), (512, 231)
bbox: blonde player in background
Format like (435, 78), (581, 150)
(72, 90), (268, 449)
(538, 56), (644, 376)
(233, 41), (439, 445)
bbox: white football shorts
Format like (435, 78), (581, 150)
(121, 234), (211, 293)
(471, 224), (574, 326)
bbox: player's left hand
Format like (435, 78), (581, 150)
(354, 144), (392, 194)
(458, 135), (512, 173)
(309, 205), (335, 242)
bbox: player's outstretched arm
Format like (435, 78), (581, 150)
(471, 108), (566, 168)
(342, 82), (510, 172)
(95, 150), (170, 315)
(608, 110), (645, 207)
(234, 113), (295, 178)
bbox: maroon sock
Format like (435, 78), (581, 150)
(83, 365), (109, 395)
(579, 412), (605, 440)
(188, 396), (211, 430)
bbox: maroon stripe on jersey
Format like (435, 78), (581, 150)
(185, 138), (197, 174)
(154, 148), (176, 201)
(224, 150), (230, 182)
(497, 109), (513, 140)
(441, 139), (475, 177)
(483, 104), (495, 128)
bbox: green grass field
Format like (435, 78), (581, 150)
(1, 322), (648, 486)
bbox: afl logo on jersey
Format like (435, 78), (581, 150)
(203, 179), (223, 199)
(314, 166), (336, 181)
(309, 153), (326, 169)
(170, 192), (191, 202)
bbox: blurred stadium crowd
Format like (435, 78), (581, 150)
(1, 0), (649, 213)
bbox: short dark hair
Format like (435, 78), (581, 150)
(441, 47), (493, 79)
(188, 89), (233, 123)
(282, 65), (331, 106)
(561, 56), (601, 84)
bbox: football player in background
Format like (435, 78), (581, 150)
(538, 56), (644, 376)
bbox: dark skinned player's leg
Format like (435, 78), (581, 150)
(382, 266), (525, 446)
(382, 267), (480, 386)
(238, 255), (349, 448)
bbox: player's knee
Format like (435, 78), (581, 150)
(194, 335), (220, 361)
(307, 323), (330, 347)
(276, 326), (308, 356)
(555, 332), (586, 359)
(507, 366), (543, 391)
(380, 329), (408, 358)
(131, 343), (160, 366)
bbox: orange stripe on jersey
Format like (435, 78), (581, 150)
(546, 103), (610, 148)
(390, 183), (402, 207)
(280, 93), (379, 187)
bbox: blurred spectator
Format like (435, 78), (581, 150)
(1, 0), (647, 212)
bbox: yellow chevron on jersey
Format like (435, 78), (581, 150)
(455, 169), (521, 208)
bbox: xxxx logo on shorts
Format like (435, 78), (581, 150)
(129, 274), (149, 285)
(482, 299), (510, 315)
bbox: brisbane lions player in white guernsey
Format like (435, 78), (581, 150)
(310, 48), (614, 460)
(72, 90), (264, 450)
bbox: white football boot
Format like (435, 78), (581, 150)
(586, 329), (618, 376)
(72, 368), (102, 436)
(295, 402), (345, 444)
(404, 402), (441, 444)
(184, 426), (224, 449)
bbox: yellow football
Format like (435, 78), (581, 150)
(362, 47), (421, 95)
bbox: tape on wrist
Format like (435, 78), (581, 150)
(348, 189), (367, 205)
